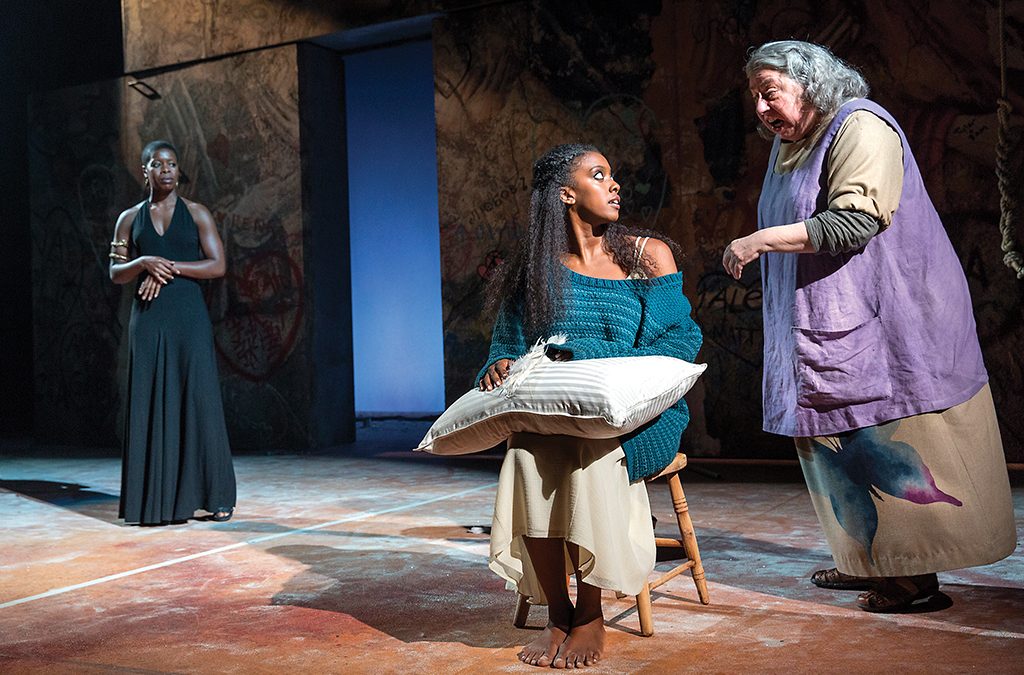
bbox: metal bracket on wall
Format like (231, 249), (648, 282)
(127, 80), (161, 100)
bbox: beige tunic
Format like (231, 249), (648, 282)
(778, 109), (904, 227)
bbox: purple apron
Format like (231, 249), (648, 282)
(758, 99), (987, 438)
(760, 100), (1015, 575)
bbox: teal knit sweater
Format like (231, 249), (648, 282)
(479, 269), (703, 482)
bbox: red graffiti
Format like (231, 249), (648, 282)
(213, 250), (304, 381)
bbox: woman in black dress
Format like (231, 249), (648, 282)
(109, 140), (236, 525)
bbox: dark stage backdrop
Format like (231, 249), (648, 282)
(429, 0), (1024, 460)
(119, 0), (480, 72)
(25, 0), (1024, 461)
(29, 46), (322, 450)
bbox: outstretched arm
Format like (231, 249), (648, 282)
(722, 223), (813, 280)
(723, 111), (904, 279)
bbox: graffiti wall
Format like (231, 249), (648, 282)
(120, 0), (477, 72)
(28, 81), (131, 447)
(30, 45), (315, 450)
(433, 0), (1024, 460)
(33, 0), (1024, 460)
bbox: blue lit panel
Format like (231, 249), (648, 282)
(345, 39), (445, 415)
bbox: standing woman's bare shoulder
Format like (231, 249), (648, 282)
(180, 198), (216, 228)
(117, 201), (146, 224)
(643, 238), (679, 277)
(113, 201), (145, 236)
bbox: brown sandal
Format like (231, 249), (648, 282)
(810, 568), (878, 591)
(856, 574), (939, 612)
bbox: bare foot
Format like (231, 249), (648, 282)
(552, 615), (605, 669)
(518, 622), (568, 667)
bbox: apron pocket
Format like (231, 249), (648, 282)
(794, 316), (891, 409)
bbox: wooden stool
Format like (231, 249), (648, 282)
(512, 452), (709, 636)
(636, 452), (709, 636)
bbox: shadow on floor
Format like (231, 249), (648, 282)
(690, 526), (1024, 631)
(929, 584), (1024, 632)
(0, 479), (120, 523)
(266, 544), (520, 648)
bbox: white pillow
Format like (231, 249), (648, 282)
(417, 340), (706, 455)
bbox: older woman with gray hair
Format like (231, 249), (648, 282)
(723, 40), (1016, 612)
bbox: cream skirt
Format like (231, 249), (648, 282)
(796, 384), (1017, 577)
(488, 432), (656, 605)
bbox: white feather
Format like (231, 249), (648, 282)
(501, 334), (568, 398)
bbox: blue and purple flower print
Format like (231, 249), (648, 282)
(803, 421), (961, 562)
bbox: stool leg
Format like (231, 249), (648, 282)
(636, 583), (655, 637)
(669, 473), (710, 605)
(513, 593), (530, 627)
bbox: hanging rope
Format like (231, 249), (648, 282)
(996, 0), (1024, 278)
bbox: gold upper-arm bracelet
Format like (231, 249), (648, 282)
(108, 252), (128, 262)
(110, 239), (128, 248)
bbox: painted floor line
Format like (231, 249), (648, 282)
(0, 481), (498, 610)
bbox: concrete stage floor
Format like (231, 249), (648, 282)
(1, 420), (1022, 674)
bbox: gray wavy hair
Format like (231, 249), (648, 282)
(745, 40), (869, 116)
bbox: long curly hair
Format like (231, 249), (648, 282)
(485, 143), (681, 340)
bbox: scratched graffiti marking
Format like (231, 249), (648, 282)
(212, 249), (304, 381)
(694, 270), (763, 367)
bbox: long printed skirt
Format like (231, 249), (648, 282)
(795, 384), (1016, 577)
